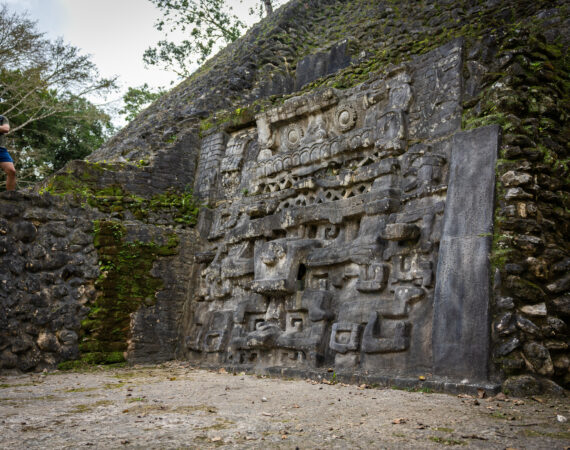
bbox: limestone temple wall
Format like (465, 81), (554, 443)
(0, 0), (568, 395)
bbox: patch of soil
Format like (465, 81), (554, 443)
(1, 362), (568, 449)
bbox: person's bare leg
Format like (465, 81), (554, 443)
(0, 162), (16, 190)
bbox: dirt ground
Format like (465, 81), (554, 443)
(0, 362), (568, 449)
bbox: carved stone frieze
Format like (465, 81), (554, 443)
(186, 40), (497, 382)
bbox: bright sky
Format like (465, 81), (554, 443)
(2, 0), (267, 125)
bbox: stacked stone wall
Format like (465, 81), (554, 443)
(0, 192), (98, 371)
(0, 158), (200, 371)
(460, 19), (570, 395)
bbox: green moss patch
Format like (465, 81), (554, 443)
(74, 220), (180, 366)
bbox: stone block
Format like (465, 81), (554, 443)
(295, 39), (353, 90)
(433, 125), (499, 381)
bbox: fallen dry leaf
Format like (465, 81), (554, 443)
(477, 389), (486, 399)
(392, 418), (407, 424)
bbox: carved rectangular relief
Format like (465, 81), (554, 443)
(187, 39), (497, 383)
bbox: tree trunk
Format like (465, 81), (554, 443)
(263, 0), (273, 16)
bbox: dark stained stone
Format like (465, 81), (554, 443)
(494, 312), (516, 336)
(13, 221), (37, 243)
(551, 295), (570, 316)
(295, 39), (353, 90)
(516, 315), (541, 336)
(503, 375), (542, 396)
(495, 337), (521, 357)
(523, 342), (554, 376)
(496, 297), (515, 310)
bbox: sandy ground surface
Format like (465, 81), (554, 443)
(0, 362), (569, 449)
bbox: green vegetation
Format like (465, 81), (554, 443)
(391, 385), (433, 394)
(523, 429), (570, 439)
(69, 400), (114, 414)
(42, 162), (202, 226)
(73, 220), (180, 366)
(59, 218), (182, 369)
(146, 189), (202, 225)
(103, 382), (127, 389)
(428, 436), (467, 446)
(144, 0), (281, 77)
(61, 387), (99, 393)
(120, 84), (166, 123)
(0, 382), (37, 389)
(0, 4), (117, 188)
(57, 360), (127, 372)
(330, 371), (338, 385)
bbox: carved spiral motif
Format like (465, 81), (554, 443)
(335, 104), (357, 132)
(284, 124), (304, 150)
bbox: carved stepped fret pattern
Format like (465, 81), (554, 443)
(186, 40), (498, 382)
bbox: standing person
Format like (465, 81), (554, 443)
(0, 115), (16, 191)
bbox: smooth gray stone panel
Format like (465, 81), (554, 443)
(433, 125), (500, 381)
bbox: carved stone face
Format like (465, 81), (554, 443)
(252, 238), (321, 295)
(301, 115), (329, 145)
(197, 266), (230, 301)
(260, 241), (286, 267)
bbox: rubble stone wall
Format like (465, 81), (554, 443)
(0, 192), (98, 371)
(0, 183), (198, 371)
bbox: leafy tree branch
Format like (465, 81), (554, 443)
(144, 0), (280, 78)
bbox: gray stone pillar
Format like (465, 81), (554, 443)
(432, 125), (500, 381)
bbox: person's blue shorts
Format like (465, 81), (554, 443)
(0, 147), (13, 163)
